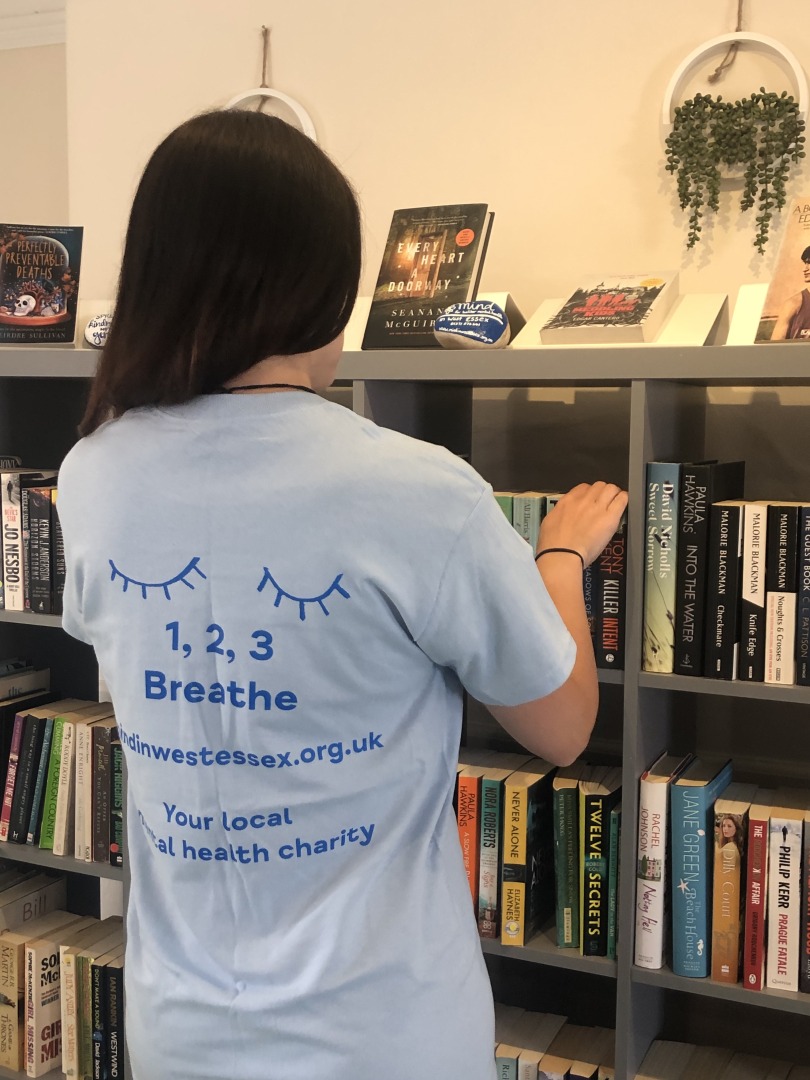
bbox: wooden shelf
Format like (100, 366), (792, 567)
(0, 611), (62, 628)
(638, 671), (810, 703)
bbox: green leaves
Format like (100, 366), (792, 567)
(665, 89), (806, 252)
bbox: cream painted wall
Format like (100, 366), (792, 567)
(0, 43), (67, 222)
(65, 1), (810, 316)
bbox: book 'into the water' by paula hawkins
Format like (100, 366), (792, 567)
(0, 224), (83, 344)
(362, 204), (494, 349)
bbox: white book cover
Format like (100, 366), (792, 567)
(634, 751), (692, 969)
(765, 804), (803, 991)
(765, 591), (797, 685)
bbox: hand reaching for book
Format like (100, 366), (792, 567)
(537, 482), (628, 569)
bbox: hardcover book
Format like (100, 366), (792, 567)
(755, 195), (810, 343)
(0, 225), (83, 345)
(539, 273), (679, 345)
(674, 461), (745, 676)
(642, 462), (681, 672)
(669, 757), (732, 977)
(361, 204), (494, 349)
(633, 751), (693, 970)
(710, 782), (757, 983)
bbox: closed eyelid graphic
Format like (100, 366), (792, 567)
(257, 569), (350, 621)
(109, 557), (207, 599)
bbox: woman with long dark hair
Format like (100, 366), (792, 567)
(58, 109), (626, 1080)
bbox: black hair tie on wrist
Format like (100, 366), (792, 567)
(535, 547), (586, 570)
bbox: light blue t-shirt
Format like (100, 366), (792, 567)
(57, 391), (575, 1080)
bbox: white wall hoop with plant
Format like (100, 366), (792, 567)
(662, 28), (808, 253)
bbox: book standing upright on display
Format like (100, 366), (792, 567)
(755, 194), (810, 343)
(0, 225), (83, 345)
(361, 204), (494, 349)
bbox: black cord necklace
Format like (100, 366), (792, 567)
(216, 382), (317, 395)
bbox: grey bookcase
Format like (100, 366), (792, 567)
(3, 340), (810, 1077)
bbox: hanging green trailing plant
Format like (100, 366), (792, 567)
(665, 88), (806, 253)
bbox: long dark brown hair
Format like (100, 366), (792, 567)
(80, 109), (361, 435)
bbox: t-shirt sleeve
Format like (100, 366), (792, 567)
(415, 488), (577, 706)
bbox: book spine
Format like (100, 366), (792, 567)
(669, 765), (732, 977)
(26, 718), (53, 845)
(741, 502), (767, 681)
(742, 810), (769, 991)
(765, 504), (799, 684)
(642, 462), (680, 672)
(0, 713), (26, 842)
(26, 939), (63, 1077)
(52, 724), (76, 858)
(77, 954), (93, 1080)
(90, 961), (104, 1080)
(703, 504), (744, 679)
(674, 466), (707, 675)
(553, 787), (579, 949)
(104, 964), (122, 1080)
(796, 506), (810, 685)
(27, 490), (53, 616)
(501, 782), (527, 947)
(766, 812), (802, 991)
(596, 521), (626, 669)
(800, 816), (810, 993)
(477, 776), (502, 939)
(37, 719), (64, 851)
(2, 474), (24, 613)
(9, 719), (43, 845)
(511, 496), (541, 551)
(710, 809), (748, 983)
(634, 776), (670, 969)
(21, 487), (30, 612)
(109, 740), (123, 868)
(61, 952), (78, 1079)
(456, 772), (480, 907)
(74, 724), (88, 863)
(581, 793), (611, 957)
(50, 491), (65, 618)
(606, 802), (621, 960)
(0, 937), (23, 1070)
(0, 669), (50, 700)
(92, 727), (112, 864)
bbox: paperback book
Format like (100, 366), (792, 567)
(0, 225), (83, 344)
(362, 204), (494, 349)
(755, 195), (810, 343)
(539, 273), (679, 345)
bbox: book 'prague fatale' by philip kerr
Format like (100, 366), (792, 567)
(362, 204), (494, 349)
(0, 225), (83, 344)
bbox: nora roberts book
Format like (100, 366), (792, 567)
(539, 272), (679, 345)
(0, 225), (83, 344)
(361, 204), (494, 349)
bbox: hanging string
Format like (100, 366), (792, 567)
(256, 26), (271, 112)
(707, 0), (745, 84)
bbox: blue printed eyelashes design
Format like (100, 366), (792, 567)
(257, 569), (350, 621)
(109, 557), (207, 600)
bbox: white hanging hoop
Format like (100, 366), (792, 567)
(662, 31), (808, 131)
(225, 87), (318, 143)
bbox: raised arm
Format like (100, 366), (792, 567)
(488, 482), (628, 765)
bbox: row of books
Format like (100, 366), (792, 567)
(494, 1004), (614, 1079)
(0, 466), (65, 615)
(636, 1039), (809, 1080)
(634, 751), (810, 993)
(494, 491), (627, 671)
(456, 749), (622, 957)
(0, 904), (124, 1077)
(0, 692), (122, 867)
(643, 457), (810, 685)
